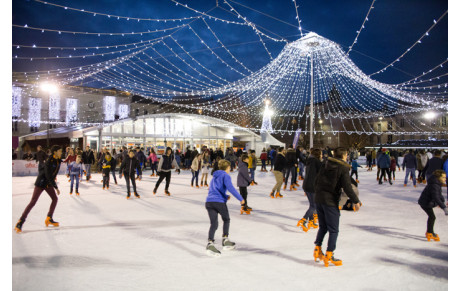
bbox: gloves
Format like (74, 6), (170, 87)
(443, 208), (448, 216)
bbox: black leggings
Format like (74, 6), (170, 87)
(124, 172), (137, 194)
(239, 187), (248, 207)
(350, 170), (358, 180)
(421, 206), (436, 233)
(206, 202), (230, 241)
(155, 171), (171, 191)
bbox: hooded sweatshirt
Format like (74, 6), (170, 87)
(418, 175), (446, 209)
(206, 170), (243, 203)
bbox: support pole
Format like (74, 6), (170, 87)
(309, 55), (314, 149)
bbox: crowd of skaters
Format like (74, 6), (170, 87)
(13, 143), (448, 265)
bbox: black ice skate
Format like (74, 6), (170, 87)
(206, 241), (221, 257)
(222, 237), (236, 250)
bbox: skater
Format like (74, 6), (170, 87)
(298, 147), (306, 180)
(68, 155), (85, 195)
(205, 159), (245, 256)
(201, 151), (211, 187)
(269, 147), (277, 171)
(366, 151), (373, 171)
(260, 148), (268, 172)
(350, 158), (362, 183)
(135, 147), (147, 178)
(101, 152), (116, 190)
(15, 145), (62, 233)
(237, 154), (253, 214)
(22, 150), (33, 161)
(313, 147), (361, 267)
(153, 147), (178, 196)
(63, 148), (77, 177)
(416, 150), (428, 183)
(147, 148), (159, 177)
(270, 147), (286, 198)
(82, 146), (95, 181)
(284, 145), (298, 191)
(418, 169), (448, 241)
(191, 153), (202, 188)
(423, 150), (444, 182)
(175, 150), (181, 174)
(403, 149), (417, 187)
(297, 148), (322, 233)
(390, 156), (397, 181)
(249, 150), (258, 185)
(34, 145), (48, 170)
(119, 150), (141, 199)
(377, 150), (392, 185)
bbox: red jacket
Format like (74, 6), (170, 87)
(390, 159), (397, 171)
(260, 152), (267, 160)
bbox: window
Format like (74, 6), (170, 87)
(387, 135), (393, 144)
(377, 123), (382, 132)
(388, 121), (393, 130)
(377, 135), (381, 144)
(441, 116), (447, 126)
(135, 108), (139, 117)
(400, 118), (405, 128)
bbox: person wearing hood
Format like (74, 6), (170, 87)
(153, 147), (178, 196)
(205, 159), (245, 257)
(313, 147), (361, 267)
(237, 154), (253, 214)
(418, 170), (448, 241)
(119, 150), (141, 199)
(15, 145), (62, 233)
(297, 148), (322, 233)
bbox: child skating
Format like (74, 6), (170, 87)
(418, 169), (448, 241)
(350, 158), (362, 183)
(237, 154), (253, 214)
(205, 160), (245, 257)
(68, 155), (85, 196)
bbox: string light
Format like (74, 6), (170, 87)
(28, 97), (42, 127)
(346, 0), (375, 55)
(118, 104), (130, 119)
(49, 92), (60, 119)
(12, 86), (23, 118)
(65, 98), (78, 125)
(104, 96), (116, 121)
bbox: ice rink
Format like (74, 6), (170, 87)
(12, 167), (448, 290)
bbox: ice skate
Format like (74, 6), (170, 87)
(76, 191), (80, 196)
(115, 181), (118, 185)
(270, 191), (275, 198)
(356, 179), (360, 183)
(250, 181), (255, 186)
(404, 184), (407, 187)
(15, 219), (24, 233)
(153, 188), (157, 195)
(201, 181), (203, 187)
(69, 191), (72, 195)
(324, 251), (342, 267)
(150, 174), (154, 177)
(413, 185), (417, 188)
(222, 237), (236, 250)
(283, 184), (287, 190)
(134, 192), (140, 198)
(297, 218), (309, 232)
(240, 206), (251, 215)
(45, 216), (59, 227)
(253, 181), (258, 185)
(191, 183), (194, 188)
(294, 182), (300, 187)
(206, 241), (221, 257)
(275, 192), (283, 198)
(246, 206), (252, 210)
(195, 185), (199, 188)
(290, 185), (297, 191)
(313, 246), (324, 262)
(204, 182), (209, 187)
(127, 192), (131, 199)
(165, 190), (171, 196)
(426, 232), (440, 242)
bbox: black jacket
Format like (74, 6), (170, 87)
(119, 157), (141, 176)
(285, 149), (297, 168)
(424, 157), (444, 176)
(418, 175), (446, 209)
(314, 157), (360, 207)
(34, 150), (48, 167)
(302, 156), (322, 193)
(34, 155), (61, 189)
(82, 150), (95, 164)
(273, 153), (287, 172)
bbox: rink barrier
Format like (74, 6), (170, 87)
(12, 160), (67, 177)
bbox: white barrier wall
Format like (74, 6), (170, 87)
(12, 160), (67, 177)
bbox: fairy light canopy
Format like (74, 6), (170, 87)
(12, 0), (447, 136)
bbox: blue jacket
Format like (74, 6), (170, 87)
(206, 170), (243, 203)
(443, 159), (448, 177)
(68, 161), (85, 176)
(351, 160), (361, 171)
(402, 153), (417, 169)
(377, 153), (390, 168)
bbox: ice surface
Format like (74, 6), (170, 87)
(12, 168), (448, 290)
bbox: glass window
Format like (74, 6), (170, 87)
(102, 126), (111, 133)
(174, 119), (184, 137)
(165, 118), (170, 136)
(146, 118), (155, 135)
(112, 122), (122, 134)
(85, 130), (98, 136)
(124, 121), (133, 134)
(184, 121), (192, 137)
(155, 118), (164, 136)
(134, 119), (144, 134)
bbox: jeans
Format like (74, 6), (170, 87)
(84, 164), (91, 179)
(69, 173), (80, 192)
(303, 191), (316, 220)
(299, 162), (304, 178)
(20, 186), (58, 221)
(111, 170), (117, 184)
(404, 168), (416, 185)
(191, 170), (200, 186)
(250, 168), (255, 182)
(314, 203), (340, 252)
(284, 166), (296, 185)
(350, 169), (358, 180)
(152, 161), (158, 175)
(137, 162), (143, 176)
(206, 202), (230, 241)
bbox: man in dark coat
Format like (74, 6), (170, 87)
(284, 145), (298, 190)
(402, 149), (417, 187)
(313, 147), (361, 267)
(34, 145), (48, 170)
(423, 150), (445, 181)
(82, 146), (95, 181)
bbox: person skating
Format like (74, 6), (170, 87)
(271, 147), (286, 198)
(82, 146), (95, 181)
(377, 149), (392, 185)
(418, 170), (447, 241)
(313, 147), (361, 267)
(68, 155), (85, 195)
(390, 156), (397, 181)
(174, 150), (181, 174)
(119, 150), (142, 199)
(101, 152), (115, 190)
(297, 148), (322, 232)
(147, 149), (159, 177)
(34, 145), (48, 170)
(423, 150), (444, 182)
(249, 150), (258, 185)
(135, 147), (147, 179)
(15, 145), (62, 233)
(237, 154), (253, 214)
(284, 145), (298, 190)
(205, 159), (245, 257)
(350, 158), (362, 183)
(191, 153), (202, 188)
(153, 147), (178, 196)
(416, 150), (428, 183)
(201, 151), (211, 187)
(63, 148), (77, 179)
(260, 149), (268, 172)
(403, 149), (417, 187)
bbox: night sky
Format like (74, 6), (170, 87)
(12, 0), (448, 86)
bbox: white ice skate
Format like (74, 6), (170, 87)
(206, 241), (221, 257)
(222, 237), (236, 251)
